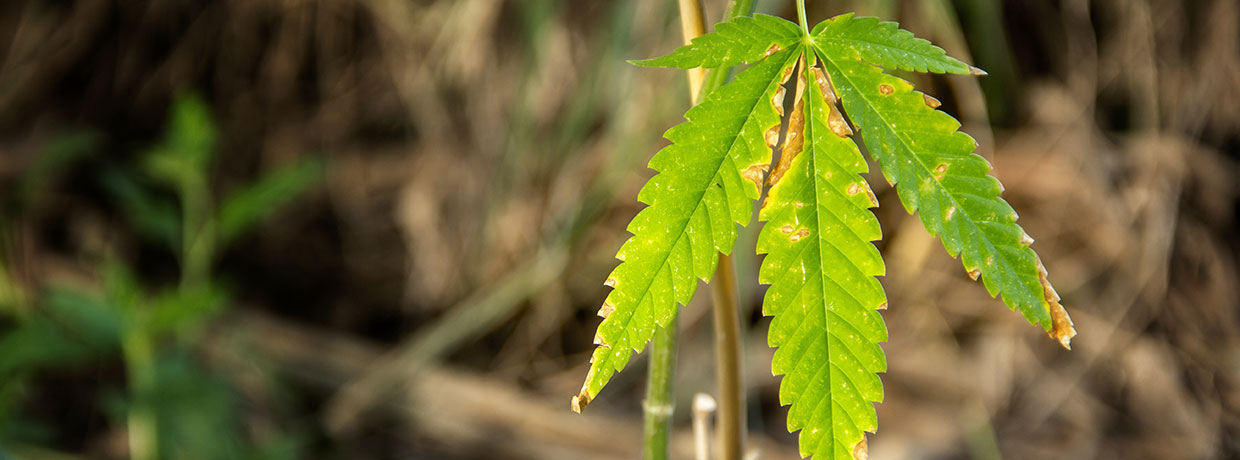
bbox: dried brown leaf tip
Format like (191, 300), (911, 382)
(852, 437), (869, 460)
(597, 300), (615, 318)
(570, 390), (591, 413)
(571, 367), (595, 413)
(1037, 258), (1077, 349)
(922, 94), (942, 109)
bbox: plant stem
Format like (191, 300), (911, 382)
(711, 253), (744, 460)
(700, 2), (759, 459)
(122, 325), (157, 460)
(643, 313), (679, 460)
(797, 0), (810, 36)
(677, 0), (708, 98)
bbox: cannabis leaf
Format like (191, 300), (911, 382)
(570, 21), (802, 412)
(576, 11), (1075, 460)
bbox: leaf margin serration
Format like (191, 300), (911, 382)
(812, 13), (974, 75)
(631, 13), (803, 70)
(572, 46), (803, 412)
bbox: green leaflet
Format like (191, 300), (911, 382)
(812, 13), (972, 75)
(814, 46), (1074, 344)
(632, 14), (801, 69)
(572, 47), (802, 411)
(758, 53), (887, 459)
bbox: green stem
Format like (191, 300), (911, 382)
(643, 314), (679, 460)
(122, 325), (157, 460)
(179, 178), (213, 289)
(797, 0), (810, 36)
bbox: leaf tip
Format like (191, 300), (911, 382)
(570, 391), (591, 413)
(1037, 261), (1077, 349)
(968, 65), (988, 76)
(597, 300), (616, 318)
(852, 437), (869, 460)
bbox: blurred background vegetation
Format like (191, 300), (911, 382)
(0, 0), (1236, 459)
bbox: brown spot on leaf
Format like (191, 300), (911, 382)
(1037, 258), (1077, 349)
(764, 125), (781, 149)
(847, 182), (862, 195)
(593, 331), (609, 347)
(878, 84), (894, 95)
(852, 438), (868, 460)
(603, 277), (617, 288)
(794, 202), (804, 208)
(763, 43), (782, 57)
(828, 108), (853, 138)
(743, 164), (769, 188)
(780, 64), (796, 86)
(944, 206), (956, 220)
(780, 225), (795, 234)
(877, 302), (887, 310)
(789, 228), (810, 242)
(766, 93), (805, 188)
(967, 269), (981, 280)
(923, 94), (942, 109)
(772, 86), (787, 116)
(812, 68), (837, 105)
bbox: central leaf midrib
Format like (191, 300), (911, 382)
(805, 70), (842, 455)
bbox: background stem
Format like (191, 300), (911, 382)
(643, 314), (679, 460)
(711, 253), (744, 460)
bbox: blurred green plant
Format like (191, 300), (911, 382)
(0, 92), (320, 460)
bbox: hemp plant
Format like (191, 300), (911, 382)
(572, 3), (1076, 459)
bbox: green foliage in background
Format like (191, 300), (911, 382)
(0, 93), (320, 459)
(576, 12), (1075, 459)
